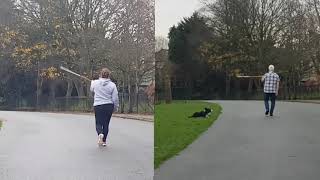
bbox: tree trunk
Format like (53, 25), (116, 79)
(86, 83), (92, 97)
(128, 75), (133, 113)
(254, 79), (261, 90)
(36, 60), (41, 109)
(65, 78), (73, 110)
(135, 71), (139, 113)
(187, 76), (193, 100)
(49, 80), (56, 101)
(293, 72), (297, 99)
(283, 78), (287, 100)
(288, 76), (292, 100)
(225, 73), (231, 98)
(164, 72), (172, 103)
(247, 79), (253, 93)
(235, 79), (240, 99)
(66, 78), (73, 97)
(164, 61), (172, 103)
(74, 80), (85, 97)
(121, 78), (125, 113)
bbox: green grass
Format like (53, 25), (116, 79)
(0, 120), (2, 130)
(155, 101), (222, 168)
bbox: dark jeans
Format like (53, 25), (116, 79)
(264, 93), (276, 114)
(94, 104), (114, 142)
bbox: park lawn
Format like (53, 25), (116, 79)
(155, 101), (222, 168)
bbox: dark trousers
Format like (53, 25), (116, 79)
(94, 104), (114, 142)
(264, 93), (276, 114)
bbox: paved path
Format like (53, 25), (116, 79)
(155, 101), (320, 180)
(0, 111), (153, 180)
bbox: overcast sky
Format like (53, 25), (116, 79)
(155, 0), (201, 38)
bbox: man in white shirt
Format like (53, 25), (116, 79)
(261, 65), (280, 116)
(90, 68), (119, 146)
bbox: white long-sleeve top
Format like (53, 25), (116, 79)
(90, 78), (119, 108)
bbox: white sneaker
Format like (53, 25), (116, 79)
(98, 134), (104, 146)
(102, 142), (107, 147)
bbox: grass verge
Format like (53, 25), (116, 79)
(154, 101), (222, 168)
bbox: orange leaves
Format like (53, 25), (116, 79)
(40, 67), (61, 80)
(12, 42), (50, 70)
(0, 30), (18, 44)
(0, 27), (28, 50)
(12, 43), (47, 56)
(11, 47), (33, 69)
(69, 49), (77, 56)
(13, 47), (32, 56)
(33, 43), (47, 51)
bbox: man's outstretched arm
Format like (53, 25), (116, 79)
(261, 74), (266, 82)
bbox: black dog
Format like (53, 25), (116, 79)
(189, 107), (213, 118)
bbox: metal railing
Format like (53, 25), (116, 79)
(156, 85), (320, 101)
(0, 93), (154, 114)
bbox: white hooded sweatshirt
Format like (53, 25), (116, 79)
(90, 78), (119, 108)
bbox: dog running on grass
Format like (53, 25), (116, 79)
(189, 107), (213, 118)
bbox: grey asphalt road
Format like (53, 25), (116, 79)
(0, 111), (153, 180)
(155, 101), (320, 180)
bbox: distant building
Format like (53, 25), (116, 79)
(139, 75), (154, 92)
(301, 61), (320, 87)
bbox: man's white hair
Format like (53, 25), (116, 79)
(269, 65), (274, 72)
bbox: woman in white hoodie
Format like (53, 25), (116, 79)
(90, 68), (119, 146)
